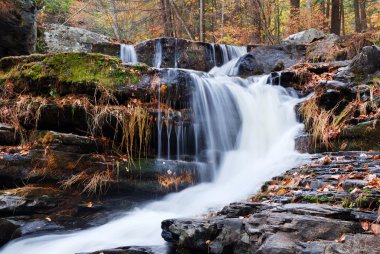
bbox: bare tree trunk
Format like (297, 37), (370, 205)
(109, 0), (120, 41)
(326, 0), (330, 18)
(330, 0), (341, 35)
(341, 0), (345, 35)
(354, 0), (361, 32)
(199, 0), (204, 41)
(161, 0), (174, 37)
(221, 0), (224, 40)
(359, 0), (367, 31)
(320, 0), (325, 16)
(168, 0), (194, 40)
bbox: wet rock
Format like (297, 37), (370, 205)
(314, 80), (354, 111)
(300, 234), (380, 254)
(43, 24), (113, 53)
(347, 45), (380, 76)
(306, 34), (373, 63)
(135, 38), (243, 71)
(331, 119), (380, 151)
(82, 246), (158, 254)
(0, 219), (21, 247)
(31, 131), (106, 154)
(238, 45), (306, 76)
(162, 203), (364, 253)
(342, 180), (369, 191)
(0, 189), (58, 216)
(0, 0), (37, 58)
(282, 28), (325, 45)
(0, 124), (20, 145)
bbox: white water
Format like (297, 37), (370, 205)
(153, 39), (162, 68)
(120, 44), (138, 64)
(0, 49), (305, 254)
(209, 45), (247, 76)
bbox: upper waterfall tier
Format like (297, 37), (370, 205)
(134, 37), (248, 72)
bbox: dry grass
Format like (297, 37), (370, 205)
(301, 85), (380, 148)
(300, 96), (341, 148)
(60, 170), (113, 195)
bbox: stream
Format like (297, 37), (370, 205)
(0, 45), (306, 254)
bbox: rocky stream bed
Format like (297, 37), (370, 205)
(0, 1), (380, 253)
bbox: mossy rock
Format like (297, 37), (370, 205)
(0, 53), (149, 97)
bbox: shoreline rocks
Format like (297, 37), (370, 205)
(161, 151), (380, 254)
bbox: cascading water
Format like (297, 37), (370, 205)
(120, 44), (138, 63)
(153, 39), (163, 68)
(0, 45), (306, 254)
(209, 44), (247, 76)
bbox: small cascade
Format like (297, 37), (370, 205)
(120, 44), (138, 63)
(193, 123), (200, 161)
(157, 87), (163, 159)
(165, 112), (173, 160)
(174, 38), (179, 68)
(153, 39), (163, 68)
(210, 43), (217, 67)
(175, 122), (182, 161)
(220, 44), (229, 64)
(209, 45), (247, 76)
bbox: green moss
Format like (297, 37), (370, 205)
(0, 53), (146, 95)
(303, 195), (318, 203)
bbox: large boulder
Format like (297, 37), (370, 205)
(306, 34), (373, 62)
(43, 24), (119, 56)
(237, 45), (306, 76)
(334, 45), (380, 83)
(0, 0), (37, 58)
(282, 28), (325, 45)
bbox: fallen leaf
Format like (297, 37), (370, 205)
(340, 143), (347, 150)
(277, 188), (289, 195)
(335, 234), (346, 243)
(361, 221), (370, 231)
(371, 224), (380, 235)
(45, 217), (52, 222)
(87, 202), (93, 208)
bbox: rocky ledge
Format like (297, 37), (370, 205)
(162, 151), (380, 254)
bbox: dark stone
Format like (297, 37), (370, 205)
(348, 45), (380, 76)
(135, 37), (245, 72)
(238, 44), (306, 76)
(0, 124), (20, 145)
(0, 219), (21, 247)
(0, 0), (37, 58)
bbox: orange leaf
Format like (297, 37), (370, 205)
(277, 188), (289, 195)
(371, 224), (380, 235)
(361, 221), (370, 231)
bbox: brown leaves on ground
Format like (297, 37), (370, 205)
(361, 221), (380, 235)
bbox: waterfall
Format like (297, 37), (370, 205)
(120, 44), (138, 63)
(0, 45), (305, 254)
(209, 45), (247, 76)
(153, 39), (162, 68)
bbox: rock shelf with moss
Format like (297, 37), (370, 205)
(0, 53), (149, 97)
